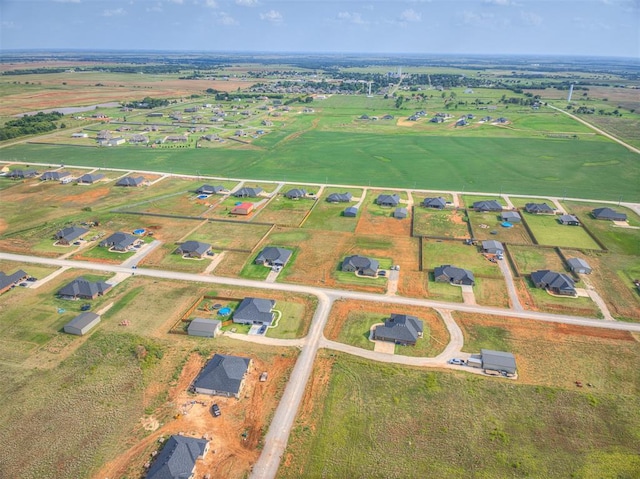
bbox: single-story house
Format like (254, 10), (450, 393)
(422, 197), (447, 209)
(482, 240), (504, 255)
(343, 206), (358, 217)
(196, 184), (224, 195)
(327, 192), (352, 203)
(40, 171), (72, 182)
(429, 116), (444, 123)
(233, 297), (276, 326)
(7, 169), (38, 179)
(558, 214), (580, 226)
(116, 176), (145, 187)
(164, 135), (188, 143)
(530, 270), (577, 296)
(58, 277), (112, 300)
(96, 130), (112, 140)
(192, 353), (251, 398)
(100, 232), (138, 251)
(592, 207), (627, 221)
(524, 203), (555, 215)
(284, 188), (307, 199)
(76, 173), (105, 184)
(567, 257), (592, 274)
(376, 194), (400, 207)
(129, 134), (149, 143)
(231, 202), (254, 215)
(145, 435), (209, 479)
(0, 269), (28, 294)
(480, 349), (517, 376)
(233, 187), (263, 198)
(433, 265), (475, 286)
(342, 255), (379, 277)
(373, 314), (424, 346)
(255, 247), (292, 267)
(64, 312), (101, 336)
(472, 200), (503, 212)
(176, 240), (211, 258)
(501, 211), (521, 223)
(188, 318), (222, 338)
(55, 226), (89, 245)
(394, 207), (408, 219)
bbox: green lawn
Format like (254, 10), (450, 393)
(266, 301), (310, 339)
(422, 239), (502, 278)
(6, 130), (640, 202)
(523, 213), (601, 249)
(467, 210), (533, 244)
(412, 208), (470, 238)
(334, 310), (380, 350)
(426, 278), (464, 302)
(509, 245), (566, 275)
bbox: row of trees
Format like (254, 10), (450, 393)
(0, 111), (64, 141)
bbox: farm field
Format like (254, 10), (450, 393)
(412, 208), (470, 239)
(523, 212), (601, 249)
(563, 201), (640, 256)
(280, 351), (640, 479)
(5, 130), (640, 202)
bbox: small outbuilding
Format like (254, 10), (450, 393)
(501, 211), (521, 223)
(567, 257), (592, 274)
(64, 312), (101, 336)
(343, 206), (358, 217)
(480, 349), (517, 376)
(231, 202), (254, 215)
(394, 207), (408, 219)
(188, 318), (222, 338)
(482, 240), (504, 255)
(558, 214), (580, 226)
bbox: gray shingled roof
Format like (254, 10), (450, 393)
(0, 269), (28, 291)
(327, 192), (352, 203)
(7, 169), (38, 178)
(423, 197), (447, 209)
(193, 354), (251, 395)
(233, 297), (276, 325)
(524, 202), (554, 214)
(472, 200), (503, 211)
(196, 184), (224, 194)
(394, 207), (408, 218)
(530, 270), (576, 294)
(64, 312), (100, 334)
(376, 194), (400, 206)
(145, 435), (208, 479)
(255, 247), (292, 266)
(342, 255), (379, 273)
(501, 211), (521, 222)
(434, 265), (475, 285)
(481, 349), (517, 374)
(100, 232), (138, 250)
(116, 176), (145, 187)
(177, 240), (211, 256)
(40, 171), (71, 181)
(58, 277), (112, 299)
(567, 257), (591, 272)
(233, 187), (263, 197)
(374, 314), (423, 343)
(558, 214), (580, 224)
(188, 318), (221, 336)
(285, 188), (307, 199)
(77, 173), (105, 183)
(344, 206), (358, 217)
(55, 226), (89, 243)
(592, 207), (627, 221)
(482, 240), (504, 254)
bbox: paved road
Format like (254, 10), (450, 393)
(497, 257), (524, 311)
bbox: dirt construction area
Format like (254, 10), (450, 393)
(95, 350), (296, 479)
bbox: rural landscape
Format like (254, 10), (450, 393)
(1, 47), (639, 479)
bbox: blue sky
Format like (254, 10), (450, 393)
(1, 0), (638, 58)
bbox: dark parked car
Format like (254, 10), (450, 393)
(26, 277), (37, 282)
(211, 404), (221, 417)
(80, 303), (91, 311)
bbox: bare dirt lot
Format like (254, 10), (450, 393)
(96, 348), (296, 479)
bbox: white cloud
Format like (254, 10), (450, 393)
(167, 0), (183, 4)
(235, 0), (259, 6)
(53, 0), (81, 3)
(204, 0), (218, 8)
(102, 8), (126, 17)
(400, 8), (422, 22)
(1, 20), (18, 29)
(521, 11), (542, 26)
(460, 10), (510, 28)
(483, 0), (518, 5)
(337, 11), (368, 25)
(146, 2), (163, 13)
(260, 9), (283, 23)
(216, 12), (238, 25)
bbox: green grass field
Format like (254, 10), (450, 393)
(412, 208), (470, 238)
(523, 213), (601, 249)
(5, 129), (639, 201)
(422, 239), (503, 278)
(280, 353), (640, 479)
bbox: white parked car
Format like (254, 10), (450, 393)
(448, 358), (466, 365)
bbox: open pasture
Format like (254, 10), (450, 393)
(280, 351), (640, 479)
(523, 213), (601, 249)
(412, 208), (470, 239)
